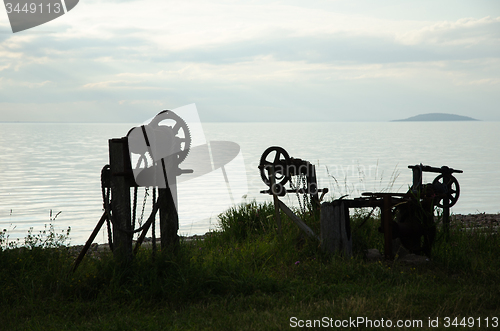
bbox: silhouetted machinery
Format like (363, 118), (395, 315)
(392, 164), (463, 255)
(258, 146), (328, 212)
(74, 109), (194, 270)
(74, 107), (245, 271)
(127, 110), (193, 188)
(257, 146), (464, 259)
(408, 164), (462, 209)
(353, 164), (463, 258)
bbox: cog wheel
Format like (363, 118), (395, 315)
(149, 110), (192, 163)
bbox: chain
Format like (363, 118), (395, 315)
(99, 166), (159, 244)
(101, 165), (113, 251)
(138, 187), (149, 228)
(290, 174), (308, 215)
(289, 175), (300, 212)
(301, 174), (310, 213)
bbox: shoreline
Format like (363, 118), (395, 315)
(66, 212), (500, 256)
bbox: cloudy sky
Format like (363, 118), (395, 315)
(0, 0), (499, 122)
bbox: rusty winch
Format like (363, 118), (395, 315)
(258, 146), (328, 212)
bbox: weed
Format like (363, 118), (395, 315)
(1, 227), (15, 251)
(1, 209), (70, 251)
(24, 224), (71, 250)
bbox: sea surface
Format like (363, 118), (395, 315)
(1, 121), (499, 245)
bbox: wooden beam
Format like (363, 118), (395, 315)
(109, 138), (133, 264)
(276, 198), (319, 241)
(72, 211), (107, 272)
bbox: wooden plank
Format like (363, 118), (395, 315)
(72, 211), (107, 272)
(276, 199), (319, 241)
(268, 165), (282, 235)
(320, 201), (352, 256)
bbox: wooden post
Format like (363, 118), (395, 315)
(159, 187), (179, 249)
(411, 166), (422, 191)
(320, 201), (352, 256)
(382, 194), (393, 259)
(109, 138), (133, 264)
(443, 173), (451, 240)
(159, 156), (179, 249)
(268, 166), (282, 235)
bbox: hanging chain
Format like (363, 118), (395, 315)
(289, 175), (300, 212)
(99, 165), (158, 250)
(302, 174), (311, 213)
(101, 165), (113, 251)
(290, 173), (308, 215)
(105, 187), (113, 251)
(152, 187), (157, 256)
(138, 187), (150, 228)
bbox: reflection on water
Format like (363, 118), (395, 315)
(1, 122), (499, 245)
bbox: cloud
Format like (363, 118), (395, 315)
(397, 16), (500, 46)
(455, 77), (500, 86)
(5, 79), (52, 88)
(5, 17), (496, 73)
(0, 1), (498, 122)
(82, 80), (164, 89)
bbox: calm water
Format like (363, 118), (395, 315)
(1, 122), (499, 245)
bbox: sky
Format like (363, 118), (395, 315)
(0, 0), (499, 123)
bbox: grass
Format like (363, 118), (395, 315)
(1, 202), (500, 330)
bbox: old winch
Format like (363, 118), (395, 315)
(258, 146), (328, 212)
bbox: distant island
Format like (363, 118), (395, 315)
(393, 113), (479, 122)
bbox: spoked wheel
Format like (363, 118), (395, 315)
(432, 174), (460, 207)
(259, 146), (291, 187)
